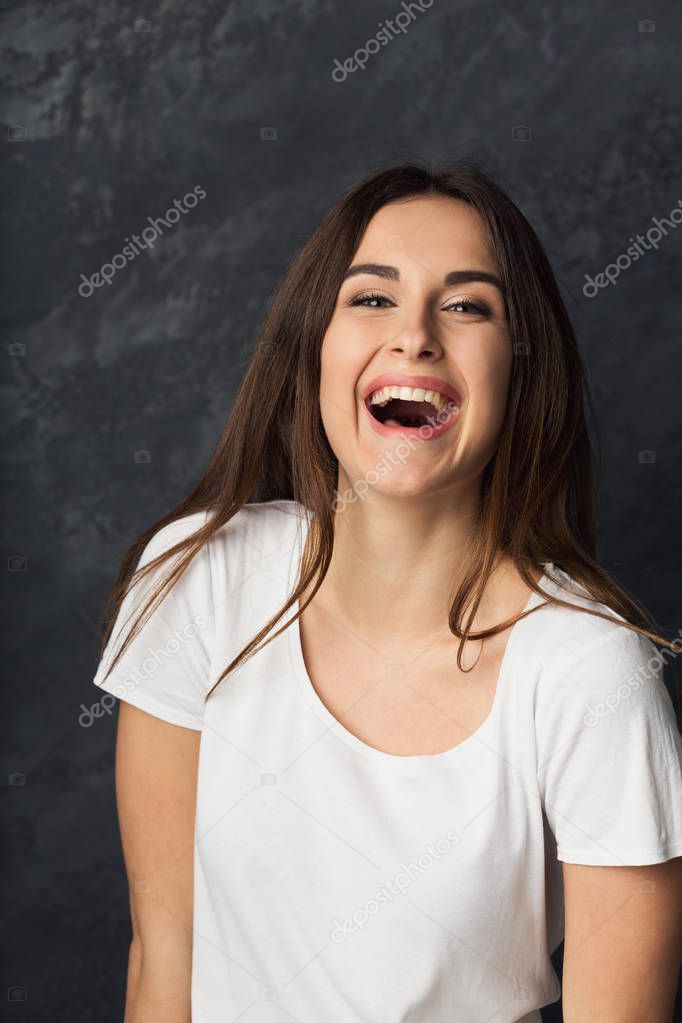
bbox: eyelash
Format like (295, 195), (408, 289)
(347, 291), (489, 315)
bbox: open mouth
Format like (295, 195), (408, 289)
(368, 397), (442, 428)
(365, 385), (459, 431)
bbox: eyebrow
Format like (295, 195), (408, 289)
(342, 262), (505, 296)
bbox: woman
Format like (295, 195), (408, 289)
(93, 162), (682, 1022)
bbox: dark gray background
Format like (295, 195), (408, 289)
(2, 0), (681, 1018)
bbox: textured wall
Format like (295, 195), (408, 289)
(2, 0), (681, 1019)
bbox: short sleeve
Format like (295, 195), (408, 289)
(91, 513), (215, 731)
(534, 622), (682, 865)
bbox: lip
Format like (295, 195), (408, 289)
(360, 372), (462, 441)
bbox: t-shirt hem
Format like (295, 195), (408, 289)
(92, 677), (204, 732)
(556, 841), (682, 866)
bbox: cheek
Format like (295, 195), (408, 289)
(319, 322), (368, 411)
(464, 343), (512, 437)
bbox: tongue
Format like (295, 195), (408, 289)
(377, 398), (441, 429)
(384, 416), (430, 428)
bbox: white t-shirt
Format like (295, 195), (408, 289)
(92, 499), (682, 1023)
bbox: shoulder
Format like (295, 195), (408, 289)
(110, 499), (310, 667)
(146, 500), (311, 617)
(216, 499), (310, 543)
(522, 563), (662, 685)
(139, 508), (212, 563)
(514, 563), (681, 743)
(524, 568), (682, 866)
(525, 565), (680, 753)
(141, 499), (309, 570)
(208, 499), (310, 574)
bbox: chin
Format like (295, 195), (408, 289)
(334, 462), (448, 509)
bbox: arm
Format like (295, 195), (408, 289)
(561, 857), (682, 1022)
(114, 700), (201, 1023)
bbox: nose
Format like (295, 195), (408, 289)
(386, 304), (443, 361)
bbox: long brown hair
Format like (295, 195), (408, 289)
(95, 160), (682, 712)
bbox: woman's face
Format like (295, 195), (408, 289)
(319, 195), (512, 503)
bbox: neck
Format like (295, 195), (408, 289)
(309, 482), (512, 646)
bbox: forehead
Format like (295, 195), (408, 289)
(353, 195), (496, 274)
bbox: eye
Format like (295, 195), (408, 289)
(444, 295), (489, 315)
(347, 291), (393, 308)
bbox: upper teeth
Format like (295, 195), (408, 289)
(369, 385), (454, 410)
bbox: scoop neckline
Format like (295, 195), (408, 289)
(284, 519), (554, 769)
